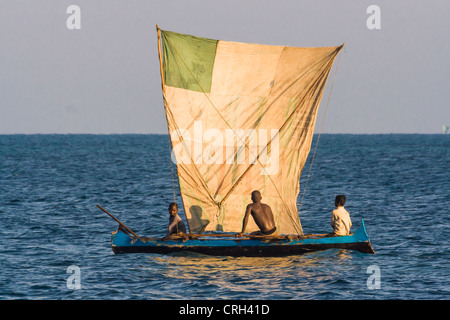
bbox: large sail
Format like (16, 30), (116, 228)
(158, 28), (342, 235)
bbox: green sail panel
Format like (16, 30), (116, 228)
(161, 30), (218, 93)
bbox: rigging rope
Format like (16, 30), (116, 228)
(167, 123), (177, 204)
(298, 48), (343, 213)
(157, 26), (177, 205)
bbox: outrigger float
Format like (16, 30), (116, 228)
(100, 26), (375, 257)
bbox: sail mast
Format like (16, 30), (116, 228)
(156, 25), (191, 233)
(156, 25), (166, 93)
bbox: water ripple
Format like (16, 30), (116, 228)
(0, 134), (449, 299)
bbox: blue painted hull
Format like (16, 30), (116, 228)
(111, 220), (375, 256)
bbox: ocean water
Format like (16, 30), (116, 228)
(0, 134), (448, 300)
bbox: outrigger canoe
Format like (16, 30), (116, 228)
(101, 28), (376, 257)
(111, 220), (375, 256)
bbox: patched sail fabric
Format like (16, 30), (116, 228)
(158, 28), (342, 235)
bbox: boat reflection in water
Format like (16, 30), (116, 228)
(140, 243), (360, 299)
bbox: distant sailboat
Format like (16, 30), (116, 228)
(102, 26), (375, 256)
(443, 125), (449, 135)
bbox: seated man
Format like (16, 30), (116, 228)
(330, 195), (352, 236)
(237, 190), (277, 237)
(163, 202), (186, 239)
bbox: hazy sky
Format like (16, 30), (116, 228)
(0, 0), (449, 134)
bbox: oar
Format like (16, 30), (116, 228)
(96, 204), (140, 239)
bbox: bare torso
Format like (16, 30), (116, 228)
(237, 191), (277, 237)
(247, 202), (276, 232)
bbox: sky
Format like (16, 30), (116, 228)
(0, 0), (449, 134)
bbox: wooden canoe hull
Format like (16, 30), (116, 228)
(111, 220), (375, 256)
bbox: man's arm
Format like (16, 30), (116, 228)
(237, 205), (252, 237)
(330, 211), (338, 230)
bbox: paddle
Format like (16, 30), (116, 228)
(96, 204), (140, 239)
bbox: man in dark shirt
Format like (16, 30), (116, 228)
(164, 202), (186, 239)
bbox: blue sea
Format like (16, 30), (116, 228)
(0, 134), (449, 301)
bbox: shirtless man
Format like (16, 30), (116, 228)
(237, 190), (277, 237)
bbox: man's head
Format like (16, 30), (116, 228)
(251, 190), (262, 203)
(168, 202), (178, 216)
(335, 195), (346, 207)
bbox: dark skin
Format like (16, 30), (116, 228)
(169, 205), (178, 218)
(162, 204), (180, 240)
(237, 191), (276, 237)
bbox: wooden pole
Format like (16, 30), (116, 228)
(156, 25), (166, 93)
(155, 25), (191, 234)
(96, 204), (140, 239)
